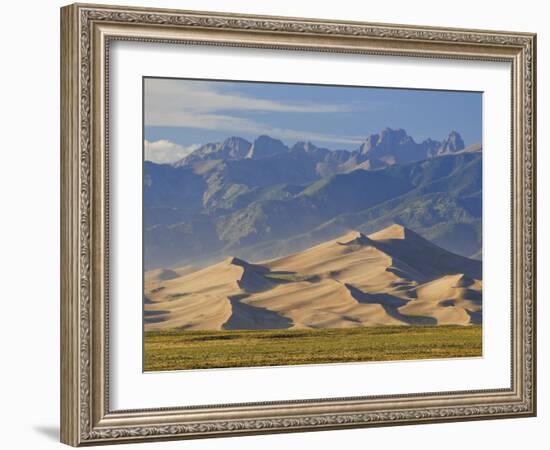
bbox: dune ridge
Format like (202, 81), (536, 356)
(144, 224), (482, 331)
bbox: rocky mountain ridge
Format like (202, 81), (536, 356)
(144, 128), (482, 270)
(171, 128), (475, 172)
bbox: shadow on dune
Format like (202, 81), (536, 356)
(264, 271), (322, 284)
(461, 289), (482, 304)
(345, 284), (437, 325)
(229, 258), (276, 293)
(371, 228), (482, 281)
(466, 309), (482, 324)
(453, 274), (476, 287)
(439, 299), (456, 307)
(222, 294), (293, 330)
(346, 284), (408, 308)
(144, 309), (170, 324)
(156, 268), (180, 280)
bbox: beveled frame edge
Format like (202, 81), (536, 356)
(60, 2), (537, 446)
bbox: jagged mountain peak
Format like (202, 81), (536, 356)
(170, 128), (471, 170)
(220, 136), (252, 153)
(359, 128), (409, 154)
(379, 127), (411, 141)
(355, 128), (471, 166)
(427, 131), (466, 157)
(255, 134), (282, 143)
(173, 136), (251, 166)
(246, 135), (288, 159)
(356, 128), (426, 165)
(223, 136), (250, 145)
(291, 141), (319, 153)
(440, 130), (465, 152)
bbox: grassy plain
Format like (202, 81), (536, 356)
(144, 325), (482, 371)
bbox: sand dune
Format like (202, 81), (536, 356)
(368, 224), (482, 280)
(144, 224), (482, 331)
(144, 265), (195, 283)
(243, 279), (406, 328)
(144, 257), (273, 330)
(399, 274), (482, 325)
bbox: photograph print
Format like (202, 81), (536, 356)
(143, 78), (483, 372)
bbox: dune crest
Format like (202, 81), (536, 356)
(144, 224), (482, 331)
(337, 230), (371, 246)
(368, 223), (408, 240)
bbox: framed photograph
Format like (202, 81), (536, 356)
(60, 3), (536, 446)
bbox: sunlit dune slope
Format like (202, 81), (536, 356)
(144, 224), (482, 330)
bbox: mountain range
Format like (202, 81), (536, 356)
(144, 128), (482, 270)
(144, 225), (482, 331)
(173, 128), (473, 170)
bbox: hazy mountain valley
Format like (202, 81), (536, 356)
(144, 128), (482, 270)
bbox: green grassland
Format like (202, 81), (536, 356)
(144, 325), (482, 371)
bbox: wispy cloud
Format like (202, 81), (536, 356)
(144, 140), (200, 164)
(145, 79), (356, 115)
(144, 79), (366, 146)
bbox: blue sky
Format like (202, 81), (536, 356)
(144, 77), (482, 163)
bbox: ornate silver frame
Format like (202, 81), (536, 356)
(60, 3), (536, 446)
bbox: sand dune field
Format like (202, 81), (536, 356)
(144, 224), (482, 331)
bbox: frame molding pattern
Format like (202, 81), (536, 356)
(87, 404), (530, 441)
(78, 8), (93, 441)
(61, 3), (536, 446)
